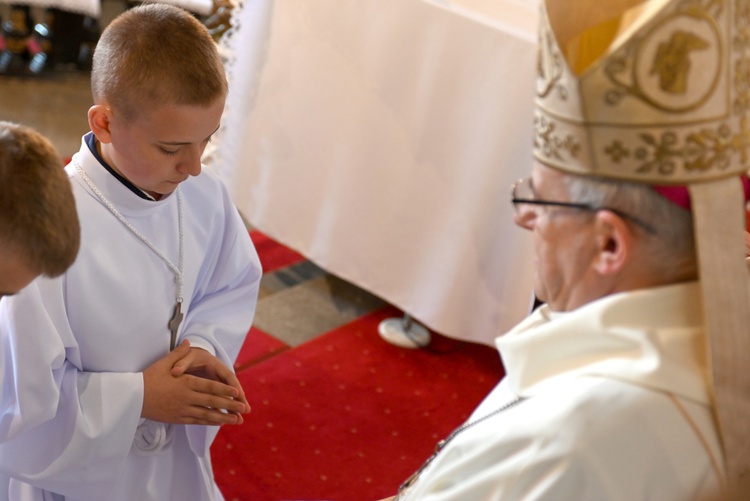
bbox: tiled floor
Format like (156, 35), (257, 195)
(0, 66), (389, 348)
(255, 266), (386, 347)
(0, 72), (91, 157)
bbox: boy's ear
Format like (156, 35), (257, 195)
(88, 104), (113, 144)
(591, 210), (634, 276)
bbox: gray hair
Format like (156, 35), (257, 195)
(562, 174), (696, 282)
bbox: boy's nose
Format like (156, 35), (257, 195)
(177, 154), (202, 177)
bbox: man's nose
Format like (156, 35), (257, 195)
(513, 207), (536, 230)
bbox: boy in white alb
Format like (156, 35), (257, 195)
(0, 5), (261, 500)
(0, 121), (80, 296)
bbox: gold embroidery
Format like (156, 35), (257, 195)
(603, 117), (750, 174)
(604, 0), (723, 113)
(651, 30), (710, 94)
(735, 0), (750, 49)
(735, 57), (750, 115)
(604, 141), (630, 163)
(534, 113), (580, 161)
(734, 0), (750, 114)
(534, 0), (750, 180)
(602, 0), (750, 176)
(537, 28), (567, 100)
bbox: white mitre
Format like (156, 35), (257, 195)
(533, 0), (750, 498)
(534, 0), (750, 182)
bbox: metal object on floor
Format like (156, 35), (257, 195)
(378, 314), (430, 349)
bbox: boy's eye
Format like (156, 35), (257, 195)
(160, 147), (179, 156)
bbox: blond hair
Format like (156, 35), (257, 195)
(0, 122), (80, 276)
(91, 3), (227, 121)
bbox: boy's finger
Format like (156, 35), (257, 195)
(188, 375), (240, 399)
(218, 370), (250, 412)
(170, 339), (191, 358)
(169, 340), (193, 375)
(171, 360), (189, 376)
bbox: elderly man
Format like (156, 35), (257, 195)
(0, 121), (80, 295)
(385, 0), (750, 499)
(389, 166), (720, 501)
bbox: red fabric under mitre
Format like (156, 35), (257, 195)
(652, 175), (750, 211)
(652, 175), (750, 233)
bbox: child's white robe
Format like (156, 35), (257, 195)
(0, 136), (262, 500)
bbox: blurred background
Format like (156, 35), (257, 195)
(0, 0), (542, 348)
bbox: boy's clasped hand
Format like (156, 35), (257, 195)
(142, 340), (250, 426)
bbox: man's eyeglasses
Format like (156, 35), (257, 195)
(510, 177), (657, 234)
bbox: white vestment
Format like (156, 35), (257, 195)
(0, 136), (262, 500)
(399, 282), (724, 500)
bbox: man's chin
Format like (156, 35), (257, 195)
(533, 283), (547, 305)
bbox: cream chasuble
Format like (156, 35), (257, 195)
(398, 283), (723, 501)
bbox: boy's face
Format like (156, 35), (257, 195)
(97, 97), (225, 199)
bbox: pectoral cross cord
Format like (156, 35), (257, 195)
(74, 161), (185, 351)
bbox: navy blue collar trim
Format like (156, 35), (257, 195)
(84, 132), (155, 201)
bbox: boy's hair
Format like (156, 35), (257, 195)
(91, 3), (228, 121)
(0, 122), (80, 277)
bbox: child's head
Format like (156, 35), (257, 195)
(91, 3), (227, 121)
(0, 122), (80, 293)
(88, 4), (227, 199)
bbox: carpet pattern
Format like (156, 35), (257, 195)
(211, 233), (505, 501)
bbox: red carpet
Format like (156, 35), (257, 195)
(212, 306), (504, 501)
(234, 327), (290, 371)
(250, 230), (306, 273)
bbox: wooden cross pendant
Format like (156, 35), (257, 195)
(168, 302), (184, 351)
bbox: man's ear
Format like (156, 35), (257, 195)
(88, 104), (113, 144)
(592, 210), (634, 276)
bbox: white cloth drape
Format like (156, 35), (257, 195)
(211, 0), (540, 344)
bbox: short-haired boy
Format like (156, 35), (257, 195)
(0, 5), (261, 500)
(0, 121), (80, 295)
